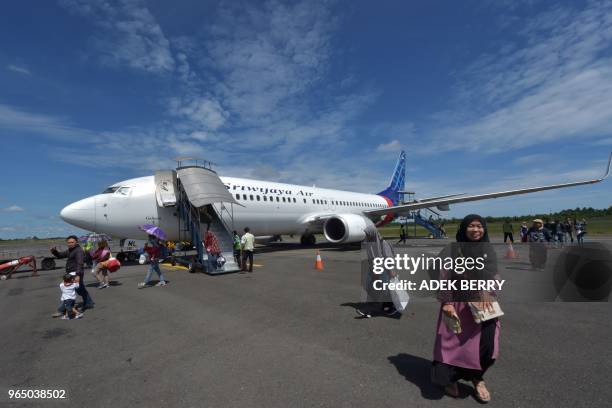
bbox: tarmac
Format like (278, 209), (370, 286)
(1, 237), (611, 408)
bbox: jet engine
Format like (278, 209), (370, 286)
(323, 214), (375, 244)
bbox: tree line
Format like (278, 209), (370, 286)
(441, 206), (612, 223)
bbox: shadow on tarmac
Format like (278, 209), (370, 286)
(387, 353), (449, 400)
(340, 302), (403, 320)
(256, 242), (360, 254)
(389, 354), (480, 400)
(85, 281), (123, 288)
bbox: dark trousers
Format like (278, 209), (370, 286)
(62, 299), (76, 316)
(432, 319), (497, 385)
(453, 319), (496, 381)
(242, 250), (253, 272)
(233, 249), (241, 268)
(529, 242), (547, 268)
(76, 279), (93, 307)
(503, 232), (514, 243)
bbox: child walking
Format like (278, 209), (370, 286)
(59, 273), (83, 320)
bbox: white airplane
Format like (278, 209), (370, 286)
(60, 151), (610, 245)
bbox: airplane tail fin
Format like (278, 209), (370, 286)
(376, 150), (406, 206)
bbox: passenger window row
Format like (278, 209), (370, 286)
(235, 194), (297, 203)
(234, 194), (385, 208)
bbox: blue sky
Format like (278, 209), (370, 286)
(1, 0), (611, 238)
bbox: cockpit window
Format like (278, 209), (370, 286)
(102, 186), (120, 194)
(116, 187), (131, 196)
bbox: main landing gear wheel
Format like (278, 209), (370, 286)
(41, 258), (56, 271)
(116, 252), (127, 263)
(300, 234), (316, 246)
(188, 258), (199, 273)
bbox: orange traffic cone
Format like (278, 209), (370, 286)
(315, 250), (324, 270)
(504, 243), (518, 259)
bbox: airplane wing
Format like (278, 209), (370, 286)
(300, 213), (337, 226)
(365, 152), (611, 217)
(406, 193), (465, 203)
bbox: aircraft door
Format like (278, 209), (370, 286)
(95, 194), (110, 231)
(322, 196), (333, 211)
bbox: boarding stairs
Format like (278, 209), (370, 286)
(403, 208), (445, 239)
(176, 185), (203, 258)
(156, 160), (241, 274)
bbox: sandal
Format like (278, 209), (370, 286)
(444, 382), (459, 398)
(473, 381), (491, 403)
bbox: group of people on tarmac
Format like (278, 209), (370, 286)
(50, 227), (257, 318)
(201, 227), (255, 273)
(52, 212), (591, 402)
(501, 218), (588, 269)
(51, 237), (125, 319)
(505, 217), (588, 245)
(232, 228), (255, 273)
(50, 235), (95, 319)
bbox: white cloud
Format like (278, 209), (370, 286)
(48, 131), (177, 172)
(249, 165), (281, 180)
(376, 140), (402, 153)
(1, 205), (24, 212)
(591, 137), (612, 146)
(403, 158), (611, 218)
(420, 0), (612, 153)
(51, 0), (378, 170)
(159, 0), (374, 160)
(168, 96), (229, 131)
(190, 131), (209, 141)
(0, 104), (83, 138)
(165, 136), (206, 158)
(199, 1), (340, 126)
(512, 153), (549, 165)
(60, 0), (175, 74)
(6, 64), (30, 75)
(3, 1), (377, 190)
(371, 122), (415, 141)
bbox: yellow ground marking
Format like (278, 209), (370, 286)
(161, 263), (264, 270)
(161, 264), (188, 271)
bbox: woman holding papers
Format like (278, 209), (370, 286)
(431, 214), (501, 403)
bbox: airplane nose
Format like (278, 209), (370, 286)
(60, 196), (96, 231)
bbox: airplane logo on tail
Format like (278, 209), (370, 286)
(377, 150), (406, 206)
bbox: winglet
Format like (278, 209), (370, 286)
(602, 152), (612, 180)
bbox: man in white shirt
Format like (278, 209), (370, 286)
(241, 227), (255, 273)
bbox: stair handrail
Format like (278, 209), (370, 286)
(413, 209), (444, 238)
(176, 179), (204, 259)
(212, 202), (235, 235)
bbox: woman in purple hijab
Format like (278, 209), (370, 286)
(431, 214), (500, 403)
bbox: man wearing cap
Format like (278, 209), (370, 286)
(50, 235), (94, 317)
(527, 219), (551, 269)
